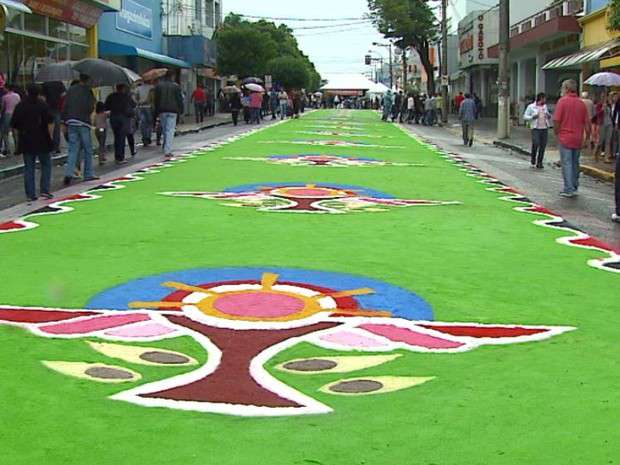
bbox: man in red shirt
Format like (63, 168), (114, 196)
(553, 79), (591, 198)
(190, 84), (206, 123)
(454, 92), (465, 113)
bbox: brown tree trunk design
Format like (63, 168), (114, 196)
(140, 316), (340, 408)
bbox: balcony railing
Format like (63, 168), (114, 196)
(510, 0), (583, 37)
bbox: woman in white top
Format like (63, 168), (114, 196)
(523, 92), (552, 169)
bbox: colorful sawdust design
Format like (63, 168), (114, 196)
(259, 140), (404, 148)
(161, 183), (459, 214)
(0, 268), (573, 416)
(224, 154), (422, 168)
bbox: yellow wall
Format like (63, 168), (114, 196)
(581, 8), (620, 47)
(87, 25), (98, 59)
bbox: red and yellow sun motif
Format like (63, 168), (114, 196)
(129, 272), (391, 322)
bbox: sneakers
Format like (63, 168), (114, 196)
(83, 176), (100, 182)
(559, 191), (577, 198)
(41, 192), (54, 200)
(115, 160), (129, 166)
(612, 213), (620, 223)
(63, 176), (73, 186)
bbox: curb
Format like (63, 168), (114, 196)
(581, 164), (615, 182)
(493, 139), (530, 155)
(0, 119), (231, 181)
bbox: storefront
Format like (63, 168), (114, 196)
(457, 9), (499, 117)
(0, 0), (119, 86)
(97, 0), (190, 75)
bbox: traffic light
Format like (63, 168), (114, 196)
(365, 55), (372, 65)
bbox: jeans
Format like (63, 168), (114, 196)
(139, 107), (153, 144)
(160, 112), (177, 155)
(231, 110), (239, 126)
(23, 152), (51, 199)
(558, 144), (581, 194)
(280, 103), (288, 120)
(615, 155), (620, 215)
(96, 128), (107, 159)
(65, 125), (94, 178)
(461, 121), (474, 144)
(1, 113), (14, 154)
(50, 109), (61, 151)
(425, 109), (436, 126)
(531, 128), (548, 166)
(110, 114), (129, 162)
(194, 102), (205, 123)
(251, 107), (261, 124)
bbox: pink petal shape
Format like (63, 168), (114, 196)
(40, 313), (150, 335)
(104, 322), (177, 338)
(359, 324), (465, 349)
(319, 330), (390, 348)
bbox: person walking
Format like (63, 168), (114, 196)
(105, 84), (135, 165)
(523, 92), (552, 169)
(154, 70), (183, 159)
(382, 90), (392, 121)
(191, 84), (206, 124)
(278, 89), (289, 120)
(1, 85), (21, 156)
(554, 79), (591, 198)
(94, 102), (108, 165)
(595, 93), (614, 163)
(269, 89), (279, 119)
(62, 74), (98, 186)
(206, 88), (215, 117)
(406, 94), (414, 123)
(11, 84), (54, 202)
(249, 90), (262, 124)
(292, 90), (301, 119)
(135, 81), (154, 146)
(581, 91), (595, 153)
(454, 92), (465, 114)
(41, 81), (65, 154)
(392, 91), (402, 122)
(614, 152), (620, 222)
(229, 91), (242, 126)
(436, 92), (444, 123)
(459, 93), (476, 147)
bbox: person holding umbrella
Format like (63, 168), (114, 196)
(105, 84), (136, 165)
(249, 88), (262, 124)
(154, 70), (183, 159)
(228, 91), (242, 126)
(62, 74), (98, 186)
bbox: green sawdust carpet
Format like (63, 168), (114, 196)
(0, 110), (617, 465)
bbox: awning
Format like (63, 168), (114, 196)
(542, 39), (620, 70)
(98, 40), (191, 69)
(0, 0), (31, 13)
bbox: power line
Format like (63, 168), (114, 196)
(237, 14), (368, 22)
(294, 26), (375, 37)
(290, 20), (372, 30)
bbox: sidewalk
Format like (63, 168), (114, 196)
(0, 113), (231, 180)
(440, 116), (615, 182)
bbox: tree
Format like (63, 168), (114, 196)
(609, 0), (620, 31)
(216, 14), (322, 88)
(215, 15), (278, 78)
(266, 56), (310, 90)
(368, 0), (439, 94)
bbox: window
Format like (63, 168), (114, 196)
(68, 25), (87, 44)
(49, 19), (68, 40)
(205, 0), (214, 27)
(69, 44), (88, 61)
(7, 12), (23, 30)
(24, 13), (47, 35)
(214, 1), (221, 26)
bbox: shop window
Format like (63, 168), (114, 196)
(24, 13), (47, 35)
(205, 0), (214, 27)
(49, 19), (68, 40)
(69, 44), (88, 61)
(68, 25), (87, 45)
(7, 12), (23, 30)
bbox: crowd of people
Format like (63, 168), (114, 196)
(2, 69), (185, 202)
(224, 87), (309, 126)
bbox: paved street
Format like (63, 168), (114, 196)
(0, 116), (278, 214)
(404, 121), (620, 249)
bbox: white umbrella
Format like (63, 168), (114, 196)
(584, 72), (620, 87)
(245, 83), (265, 93)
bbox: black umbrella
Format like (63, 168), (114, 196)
(72, 58), (140, 87)
(36, 61), (78, 83)
(242, 76), (264, 85)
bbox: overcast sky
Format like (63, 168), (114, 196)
(223, 0), (386, 78)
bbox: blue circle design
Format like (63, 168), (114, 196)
(86, 267), (434, 321)
(222, 183), (395, 199)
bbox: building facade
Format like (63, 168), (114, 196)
(0, 0), (119, 86)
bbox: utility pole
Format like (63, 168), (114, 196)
(388, 43), (393, 89)
(441, 0), (449, 124)
(402, 49), (408, 92)
(497, 0), (510, 139)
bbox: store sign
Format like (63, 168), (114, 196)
(23, 0), (102, 28)
(460, 34), (473, 55)
(116, 0), (152, 39)
(477, 16), (484, 61)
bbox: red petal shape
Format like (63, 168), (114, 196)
(0, 308), (97, 323)
(420, 324), (549, 338)
(0, 221), (27, 231)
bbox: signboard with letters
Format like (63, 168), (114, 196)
(116, 0), (152, 39)
(23, 0), (103, 28)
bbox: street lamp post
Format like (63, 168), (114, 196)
(367, 50), (384, 84)
(373, 41), (393, 89)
